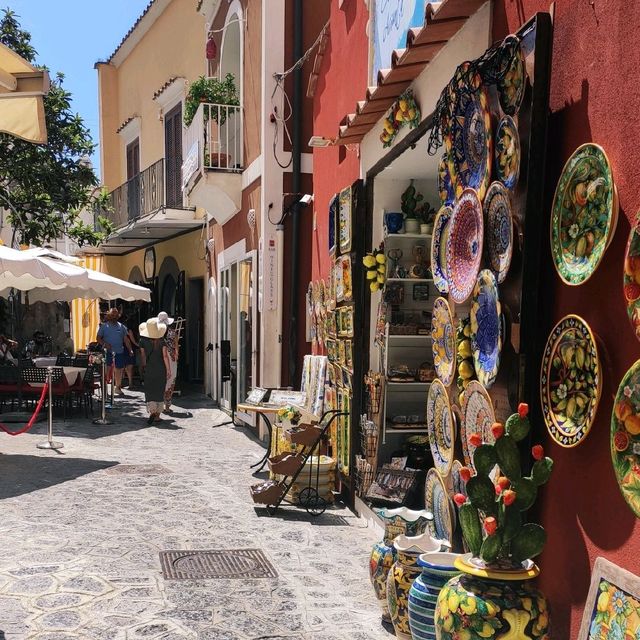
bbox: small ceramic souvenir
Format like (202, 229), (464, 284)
(611, 359), (640, 518)
(431, 297), (456, 387)
(540, 314), (601, 447)
(497, 35), (526, 116)
(424, 468), (454, 544)
(426, 379), (455, 477)
(445, 189), (484, 304)
(624, 227), (640, 341)
(339, 186), (353, 253)
(431, 206), (452, 294)
(551, 143), (618, 285)
(483, 181), (513, 283)
(470, 269), (502, 388)
(460, 380), (496, 469)
(438, 152), (455, 206)
(445, 72), (492, 201)
(494, 115), (520, 190)
(341, 255), (353, 302)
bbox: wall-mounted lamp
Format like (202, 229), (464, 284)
(308, 135), (334, 148)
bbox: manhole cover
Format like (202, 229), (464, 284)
(105, 464), (171, 476)
(159, 549), (278, 580)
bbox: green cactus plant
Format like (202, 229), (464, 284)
(452, 403), (554, 568)
(401, 180), (424, 219)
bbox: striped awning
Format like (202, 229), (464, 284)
(71, 255), (102, 352)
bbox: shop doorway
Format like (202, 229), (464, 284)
(187, 277), (204, 382)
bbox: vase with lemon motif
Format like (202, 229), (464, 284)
(369, 508), (433, 621)
(387, 533), (450, 640)
(434, 555), (550, 639)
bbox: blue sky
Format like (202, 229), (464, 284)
(5, 0), (151, 178)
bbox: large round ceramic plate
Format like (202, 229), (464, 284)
(540, 314), (601, 447)
(425, 468), (454, 544)
(445, 73), (492, 201)
(438, 152), (455, 206)
(446, 459), (467, 500)
(611, 359), (640, 518)
(494, 116), (520, 191)
(551, 143), (618, 286)
(497, 35), (526, 116)
(426, 379), (455, 477)
(624, 227), (640, 341)
(431, 297), (456, 387)
(461, 380), (496, 469)
(470, 270), (502, 388)
(445, 189), (484, 304)
(484, 181), (513, 283)
(431, 206), (452, 294)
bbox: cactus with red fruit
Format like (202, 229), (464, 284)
(459, 403), (553, 566)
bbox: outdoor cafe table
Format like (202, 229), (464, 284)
(32, 364), (86, 387)
(33, 356), (57, 368)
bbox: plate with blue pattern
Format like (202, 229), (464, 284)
(438, 152), (455, 206)
(484, 181), (513, 284)
(426, 379), (455, 476)
(425, 468), (454, 544)
(431, 206), (452, 295)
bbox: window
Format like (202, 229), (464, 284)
(164, 104), (183, 208)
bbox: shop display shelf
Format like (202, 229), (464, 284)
(386, 278), (433, 283)
(250, 480), (286, 505)
(285, 423), (324, 446)
(387, 334), (432, 341)
(386, 381), (432, 388)
(384, 232), (433, 240)
(385, 427), (429, 434)
(268, 452), (305, 476)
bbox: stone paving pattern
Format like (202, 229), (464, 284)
(0, 391), (394, 639)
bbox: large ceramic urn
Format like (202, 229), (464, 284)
(386, 533), (450, 640)
(435, 555), (550, 639)
(369, 507), (433, 622)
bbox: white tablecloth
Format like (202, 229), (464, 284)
(33, 357), (57, 367)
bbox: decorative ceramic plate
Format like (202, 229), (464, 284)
(484, 181), (513, 283)
(438, 152), (455, 206)
(494, 116), (520, 190)
(446, 459), (467, 499)
(445, 189), (484, 304)
(426, 379), (455, 477)
(425, 468), (454, 544)
(470, 270), (502, 388)
(551, 143), (618, 286)
(611, 359), (640, 518)
(497, 35), (526, 116)
(431, 297), (456, 387)
(445, 73), (492, 201)
(431, 206), (452, 294)
(461, 380), (496, 469)
(624, 227), (640, 341)
(540, 314), (601, 447)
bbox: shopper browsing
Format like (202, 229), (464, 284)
(96, 308), (133, 396)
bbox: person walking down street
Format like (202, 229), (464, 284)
(139, 317), (171, 425)
(97, 308), (133, 396)
(158, 311), (179, 413)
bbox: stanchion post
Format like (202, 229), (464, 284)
(37, 366), (64, 450)
(93, 351), (113, 426)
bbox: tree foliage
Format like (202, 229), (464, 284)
(0, 9), (112, 247)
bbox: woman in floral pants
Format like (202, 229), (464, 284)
(158, 312), (179, 412)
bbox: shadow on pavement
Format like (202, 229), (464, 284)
(253, 506), (354, 526)
(0, 453), (118, 499)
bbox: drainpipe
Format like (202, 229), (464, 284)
(287, 0), (303, 386)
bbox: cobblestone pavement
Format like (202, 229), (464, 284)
(0, 391), (394, 640)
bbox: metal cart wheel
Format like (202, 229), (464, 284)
(298, 486), (318, 508)
(305, 494), (328, 517)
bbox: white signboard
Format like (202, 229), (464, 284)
(266, 237), (277, 311)
(181, 140), (200, 189)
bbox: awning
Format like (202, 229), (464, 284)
(0, 42), (49, 144)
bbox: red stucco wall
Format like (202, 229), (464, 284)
(311, 0), (369, 283)
(494, 2), (640, 637)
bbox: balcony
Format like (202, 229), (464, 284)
(182, 102), (243, 225)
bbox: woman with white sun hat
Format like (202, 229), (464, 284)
(158, 311), (179, 413)
(139, 317), (171, 424)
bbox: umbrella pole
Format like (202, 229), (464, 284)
(93, 350), (112, 425)
(37, 367), (64, 450)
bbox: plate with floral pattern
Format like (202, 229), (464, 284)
(431, 297), (456, 387)
(540, 314), (601, 447)
(426, 379), (455, 477)
(431, 206), (452, 294)
(624, 227), (640, 341)
(494, 116), (520, 190)
(461, 380), (496, 469)
(551, 143), (618, 286)
(445, 72), (492, 202)
(445, 189), (484, 304)
(611, 359), (640, 518)
(497, 35), (526, 116)
(438, 152), (455, 206)
(425, 467), (454, 544)
(484, 181), (513, 283)
(470, 270), (502, 389)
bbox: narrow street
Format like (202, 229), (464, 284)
(0, 394), (392, 640)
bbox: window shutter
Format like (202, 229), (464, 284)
(164, 105), (183, 207)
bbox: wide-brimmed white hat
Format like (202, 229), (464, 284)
(157, 311), (175, 325)
(139, 318), (167, 339)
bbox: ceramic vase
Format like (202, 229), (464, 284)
(387, 534), (449, 640)
(385, 212), (404, 234)
(369, 508), (433, 622)
(435, 555), (550, 639)
(408, 552), (462, 640)
(405, 218), (420, 233)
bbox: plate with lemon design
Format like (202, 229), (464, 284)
(611, 359), (640, 518)
(431, 297), (456, 387)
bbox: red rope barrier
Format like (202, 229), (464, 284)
(0, 384), (49, 435)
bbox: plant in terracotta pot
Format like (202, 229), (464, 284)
(183, 73), (240, 127)
(435, 403), (553, 639)
(401, 180), (423, 233)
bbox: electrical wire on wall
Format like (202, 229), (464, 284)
(270, 20), (329, 169)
